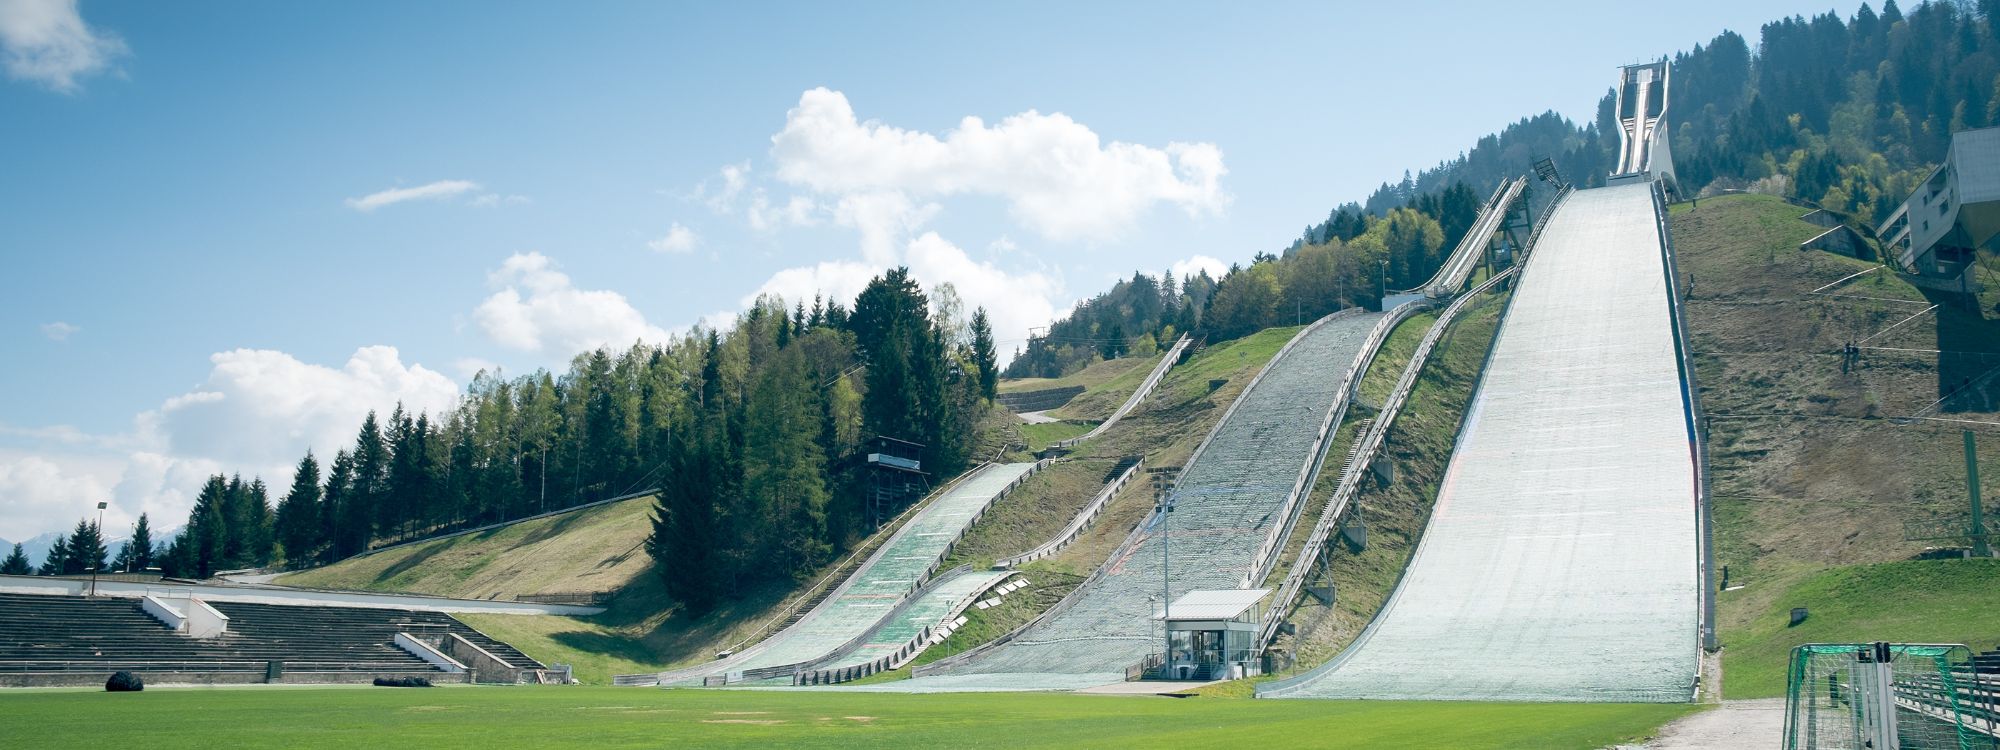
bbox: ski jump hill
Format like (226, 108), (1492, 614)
(619, 60), (1707, 701)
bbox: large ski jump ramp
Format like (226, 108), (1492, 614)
(1265, 183), (1699, 702)
(886, 311), (1388, 692)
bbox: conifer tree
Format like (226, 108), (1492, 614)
(0, 544), (29, 576)
(275, 452), (322, 566)
(36, 535), (68, 576)
(65, 518), (108, 575)
(970, 308), (998, 401)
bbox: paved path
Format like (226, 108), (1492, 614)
(1016, 411), (1061, 425)
(1609, 699), (1785, 749)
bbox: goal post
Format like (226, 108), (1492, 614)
(1784, 642), (1993, 750)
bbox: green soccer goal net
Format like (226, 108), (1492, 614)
(1785, 643), (1998, 750)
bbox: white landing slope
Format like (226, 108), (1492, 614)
(1269, 183), (1698, 702)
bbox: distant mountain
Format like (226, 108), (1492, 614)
(8, 525), (183, 571)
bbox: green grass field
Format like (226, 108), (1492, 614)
(1017, 419), (1094, 450)
(1720, 559), (2000, 698)
(0, 686), (1695, 749)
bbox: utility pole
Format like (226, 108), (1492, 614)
(1147, 465), (1181, 678)
(89, 502), (106, 604)
(1967, 431), (1990, 557)
(1378, 260), (1389, 310)
(1159, 490), (1173, 678)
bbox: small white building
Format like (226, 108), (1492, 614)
(1153, 589), (1269, 681)
(1879, 126), (2000, 283)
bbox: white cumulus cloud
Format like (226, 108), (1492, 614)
(0, 0), (125, 94)
(40, 321), (78, 341)
(648, 223), (699, 254)
(139, 346), (459, 472)
(474, 252), (670, 354)
(2, 344), (460, 543)
(770, 87), (1228, 242)
(1170, 255), (1229, 282)
(345, 179), (482, 212)
(747, 231), (1061, 364)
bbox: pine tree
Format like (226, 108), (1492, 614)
(321, 450), (357, 563)
(0, 544), (29, 576)
(36, 534), (69, 576)
(345, 411), (390, 556)
(742, 348), (831, 580)
(275, 452), (323, 566)
(65, 518), (108, 575)
(125, 514), (154, 572)
(969, 307), (998, 401)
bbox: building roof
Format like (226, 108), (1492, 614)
(1155, 588), (1270, 621)
(1952, 126), (2000, 204)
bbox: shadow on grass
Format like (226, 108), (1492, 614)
(1922, 287), (2000, 412)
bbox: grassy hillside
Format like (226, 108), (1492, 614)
(279, 494), (657, 599)
(0, 686), (1694, 750)
(996, 353), (1154, 397)
(1674, 194), (2000, 697)
(1719, 559), (2000, 698)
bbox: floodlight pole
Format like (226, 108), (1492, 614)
(1966, 431), (1989, 557)
(1159, 492), (1173, 679)
(90, 501), (106, 597)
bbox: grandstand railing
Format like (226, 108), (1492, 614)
(1053, 334), (1192, 450)
(995, 458), (1144, 569)
(1255, 266), (1518, 648)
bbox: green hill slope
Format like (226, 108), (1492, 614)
(1675, 194), (2000, 697)
(278, 494), (657, 600)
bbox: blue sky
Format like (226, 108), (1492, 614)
(0, 0), (1850, 542)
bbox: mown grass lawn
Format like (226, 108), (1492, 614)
(0, 685), (1694, 749)
(1720, 559), (2000, 698)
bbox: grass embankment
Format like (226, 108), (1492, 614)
(1264, 294), (1507, 673)
(1674, 194), (2000, 696)
(0, 686), (1696, 750)
(997, 354), (1153, 397)
(1721, 559), (2000, 698)
(1017, 420), (1093, 450)
(1001, 352), (1165, 448)
(279, 495), (657, 599)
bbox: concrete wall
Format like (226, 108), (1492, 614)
(0, 669), (471, 688)
(0, 573), (600, 616)
(394, 632), (466, 673)
(141, 595), (185, 631)
(439, 633), (521, 684)
(184, 597), (229, 638)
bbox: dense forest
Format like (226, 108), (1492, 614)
(1005, 183), (1482, 378)
(1015, 1), (1999, 380)
(17, 269), (998, 609)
